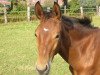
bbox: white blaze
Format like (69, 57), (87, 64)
(43, 28), (49, 32)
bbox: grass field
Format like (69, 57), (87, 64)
(0, 16), (100, 75)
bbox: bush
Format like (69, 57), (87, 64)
(15, 3), (27, 11)
(43, 0), (53, 7)
(79, 0), (96, 7)
(69, 0), (80, 13)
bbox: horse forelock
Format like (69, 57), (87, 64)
(43, 11), (53, 20)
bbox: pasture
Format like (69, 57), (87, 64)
(0, 16), (100, 75)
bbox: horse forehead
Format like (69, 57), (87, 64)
(37, 19), (60, 33)
(43, 19), (57, 25)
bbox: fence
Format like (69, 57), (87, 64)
(0, 6), (100, 23)
(62, 6), (100, 16)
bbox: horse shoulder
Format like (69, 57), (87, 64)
(68, 31), (100, 75)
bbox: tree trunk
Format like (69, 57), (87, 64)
(63, 0), (68, 7)
(10, 1), (13, 11)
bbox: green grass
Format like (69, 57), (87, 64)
(0, 16), (100, 75)
(92, 16), (100, 27)
(0, 21), (38, 75)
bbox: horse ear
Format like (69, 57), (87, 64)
(35, 1), (44, 19)
(52, 2), (61, 19)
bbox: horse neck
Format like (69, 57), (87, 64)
(58, 23), (93, 62)
(58, 23), (71, 62)
(69, 25), (94, 41)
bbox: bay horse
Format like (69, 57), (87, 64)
(35, 1), (100, 75)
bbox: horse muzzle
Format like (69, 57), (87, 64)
(36, 62), (51, 75)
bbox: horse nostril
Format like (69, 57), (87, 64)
(36, 65), (48, 73)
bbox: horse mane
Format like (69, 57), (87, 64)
(78, 16), (93, 28)
(43, 11), (95, 28)
(43, 11), (53, 19)
(61, 15), (94, 28)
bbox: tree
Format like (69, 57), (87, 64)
(6, 1), (13, 12)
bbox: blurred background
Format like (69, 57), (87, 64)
(0, 0), (100, 23)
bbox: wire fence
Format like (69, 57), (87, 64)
(0, 7), (100, 23)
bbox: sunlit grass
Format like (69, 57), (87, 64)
(92, 16), (100, 27)
(0, 21), (38, 75)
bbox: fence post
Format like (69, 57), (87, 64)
(80, 6), (83, 17)
(27, 1), (30, 21)
(99, 6), (100, 16)
(4, 4), (7, 24)
(47, 7), (50, 12)
(64, 5), (66, 15)
(96, 6), (99, 15)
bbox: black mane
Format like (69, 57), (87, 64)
(61, 15), (94, 28)
(43, 11), (95, 28)
(77, 16), (93, 28)
(43, 11), (53, 19)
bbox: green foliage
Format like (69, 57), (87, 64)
(96, 0), (100, 5)
(0, 4), (3, 7)
(69, 0), (80, 13)
(79, 0), (96, 7)
(0, 11), (27, 23)
(7, 0), (27, 11)
(15, 3), (27, 11)
(43, 0), (54, 7)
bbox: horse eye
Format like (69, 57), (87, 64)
(35, 33), (37, 37)
(55, 35), (59, 38)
